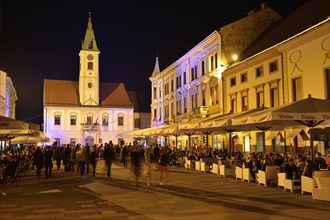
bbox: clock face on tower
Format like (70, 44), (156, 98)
(87, 54), (94, 60)
(88, 83), (93, 88)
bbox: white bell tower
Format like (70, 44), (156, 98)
(79, 12), (100, 106)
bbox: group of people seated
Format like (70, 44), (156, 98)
(185, 146), (329, 183)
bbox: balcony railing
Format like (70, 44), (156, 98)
(191, 106), (208, 118)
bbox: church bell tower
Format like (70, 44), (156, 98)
(79, 12), (100, 106)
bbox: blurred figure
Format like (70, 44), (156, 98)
(44, 146), (53, 178)
(76, 145), (88, 178)
(33, 147), (44, 178)
(130, 145), (143, 187)
(158, 147), (170, 185)
(121, 145), (129, 168)
(90, 145), (98, 177)
(103, 143), (115, 177)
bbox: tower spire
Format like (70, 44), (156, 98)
(150, 56), (160, 78)
(82, 12), (99, 51)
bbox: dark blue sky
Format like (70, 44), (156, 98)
(0, 0), (309, 124)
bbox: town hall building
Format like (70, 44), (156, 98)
(43, 13), (149, 146)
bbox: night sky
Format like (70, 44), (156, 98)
(0, 0), (309, 125)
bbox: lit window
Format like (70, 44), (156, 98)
(102, 116), (108, 126)
(118, 116), (124, 126)
(70, 115), (76, 125)
(86, 116), (93, 125)
(54, 115), (61, 125)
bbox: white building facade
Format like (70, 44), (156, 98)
(43, 14), (140, 146)
(147, 1), (330, 154)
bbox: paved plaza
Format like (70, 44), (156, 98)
(0, 160), (329, 220)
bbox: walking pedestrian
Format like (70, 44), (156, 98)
(121, 145), (129, 168)
(33, 146), (44, 178)
(130, 145), (142, 187)
(76, 145), (88, 178)
(44, 146), (53, 178)
(103, 143), (115, 177)
(158, 147), (170, 185)
(90, 145), (98, 177)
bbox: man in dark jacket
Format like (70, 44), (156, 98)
(33, 147), (44, 178)
(103, 143), (115, 177)
(44, 146), (53, 178)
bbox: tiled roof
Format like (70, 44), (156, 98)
(44, 79), (133, 108)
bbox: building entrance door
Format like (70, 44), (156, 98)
(85, 136), (94, 146)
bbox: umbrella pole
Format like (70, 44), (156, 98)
(310, 128), (314, 161)
(229, 132), (232, 156)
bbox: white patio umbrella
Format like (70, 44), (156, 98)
(227, 95), (330, 158)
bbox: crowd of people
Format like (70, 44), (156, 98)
(0, 142), (184, 188)
(1, 142), (329, 189)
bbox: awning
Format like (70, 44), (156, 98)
(287, 129), (310, 140)
(266, 131), (284, 141)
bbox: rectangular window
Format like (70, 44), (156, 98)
(241, 73), (247, 83)
(176, 100), (181, 115)
(134, 118), (140, 128)
(256, 91), (264, 108)
(87, 116), (93, 125)
(183, 97), (187, 113)
(171, 80), (174, 92)
(159, 107), (162, 120)
(270, 87), (279, 107)
(210, 56), (214, 71)
(191, 94), (197, 110)
(159, 88), (161, 98)
(230, 98), (237, 113)
(215, 85), (219, 104)
(183, 72), (186, 84)
(191, 68), (194, 81)
(70, 138), (76, 146)
(202, 91), (206, 106)
(153, 109), (157, 120)
(210, 87), (214, 105)
(325, 67), (330, 100)
(54, 115), (61, 125)
(118, 116), (124, 126)
(215, 53), (218, 69)
(102, 116), (108, 126)
(230, 77), (236, 87)
(166, 105), (169, 117)
(171, 102), (174, 116)
(70, 115), (76, 125)
(201, 61), (205, 76)
(292, 77), (302, 101)
(242, 95), (248, 111)
(88, 62), (93, 70)
(153, 87), (157, 99)
(269, 60), (278, 73)
(194, 66), (198, 79)
(256, 66), (263, 78)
